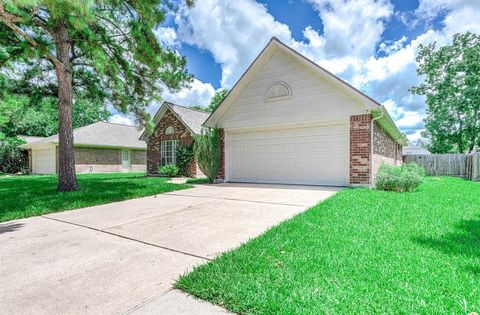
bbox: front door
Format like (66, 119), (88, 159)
(122, 149), (131, 171)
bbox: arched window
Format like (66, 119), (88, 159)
(264, 81), (292, 102)
(165, 126), (174, 135)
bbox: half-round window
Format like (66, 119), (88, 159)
(165, 126), (175, 135)
(264, 81), (292, 102)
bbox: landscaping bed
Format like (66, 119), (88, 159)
(0, 172), (191, 222)
(176, 177), (480, 314)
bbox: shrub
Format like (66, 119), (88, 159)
(176, 145), (194, 177)
(0, 137), (29, 174)
(193, 128), (221, 184)
(376, 163), (425, 192)
(158, 163), (179, 177)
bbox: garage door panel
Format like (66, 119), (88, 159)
(33, 148), (56, 174)
(228, 124), (348, 186)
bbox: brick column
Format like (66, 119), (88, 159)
(217, 128), (225, 180)
(350, 114), (371, 186)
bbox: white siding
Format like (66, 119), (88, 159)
(218, 50), (365, 129)
(32, 147), (56, 174)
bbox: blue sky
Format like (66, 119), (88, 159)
(110, 0), (480, 142)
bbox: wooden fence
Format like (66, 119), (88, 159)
(404, 153), (480, 180)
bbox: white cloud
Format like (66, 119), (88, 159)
(161, 78), (215, 108)
(175, 0), (292, 87)
(163, 0), (480, 142)
(154, 27), (179, 48)
(306, 0), (393, 58)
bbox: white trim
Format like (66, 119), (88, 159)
(264, 81), (292, 102)
(160, 139), (178, 166)
(223, 118), (349, 133)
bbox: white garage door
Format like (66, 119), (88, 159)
(33, 148), (56, 174)
(228, 124), (349, 186)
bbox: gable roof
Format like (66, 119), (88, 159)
(204, 37), (407, 146)
(18, 135), (47, 144)
(139, 102), (210, 140)
(20, 122), (146, 150)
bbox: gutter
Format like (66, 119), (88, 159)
(370, 109), (384, 187)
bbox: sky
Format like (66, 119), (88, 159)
(110, 0), (480, 143)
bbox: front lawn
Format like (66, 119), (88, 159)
(0, 172), (191, 222)
(176, 177), (480, 314)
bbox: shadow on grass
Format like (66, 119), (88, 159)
(414, 218), (480, 273)
(0, 174), (189, 222)
(0, 222), (24, 234)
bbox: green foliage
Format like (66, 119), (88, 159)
(158, 163), (179, 177)
(376, 163), (425, 192)
(189, 105), (209, 112)
(0, 172), (191, 222)
(0, 136), (28, 174)
(0, 91), (110, 138)
(411, 32), (480, 153)
(176, 145), (194, 177)
(205, 89), (228, 112)
(185, 177), (208, 184)
(0, 0), (193, 126)
(176, 177), (480, 313)
(193, 128), (221, 184)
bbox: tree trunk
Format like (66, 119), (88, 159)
(53, 20), (77, 192)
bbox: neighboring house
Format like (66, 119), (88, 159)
(201, 37), (406, 187)
(20, 122), (146, 174)
(140, 102), (210, 177)
(403, 144), (431, 155)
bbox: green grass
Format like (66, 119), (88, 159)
(185, 177), (209, 184)
(0, 172), (191, 222)
(176, 177), (480, 314)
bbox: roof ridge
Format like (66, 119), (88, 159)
(101, 121), (141, 128)
(167, 102), (210, 114)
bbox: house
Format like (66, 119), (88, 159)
(204, 37), (406, 187)
(140, 102), (210, 177)
(20, 122), (147, 174)
(403, 144), (431, 156)
(403, 139), (431, 155)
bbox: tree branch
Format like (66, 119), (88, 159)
(0, 5), (63, 69)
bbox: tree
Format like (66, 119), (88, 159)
(411, 32), (480, 153)
(193, 128), (221, 184)
(206, 89), (228, 112)
(0, 1), (193, 191)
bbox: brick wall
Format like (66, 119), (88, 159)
(131, 150), (147, 172)
(350, 114), (371, 186)
(74, 147), (146, 173)
(372, 122), (403, 180)
(146, 109), (197, 176)
(217, 128), (225, 180)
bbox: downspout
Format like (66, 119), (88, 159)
(370, 109), (384, 188)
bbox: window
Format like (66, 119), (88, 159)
(264, 81), (292, 102)
(165, 126), (175, 135)
(161, 140), (178, 166)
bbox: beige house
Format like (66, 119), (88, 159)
(203, 37), (406, 187)
(20, 122), (146, 174)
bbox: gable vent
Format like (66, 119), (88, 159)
(264, 81), (292, 102)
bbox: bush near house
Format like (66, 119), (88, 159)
(176, 145), (194, 177)
(0, 137), (28, 174)
(158, 163), (180, 177)
(193, 128), (221, 184)
(376, 163), (425, 192)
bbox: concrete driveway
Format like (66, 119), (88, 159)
(0, 183), (340, 314)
